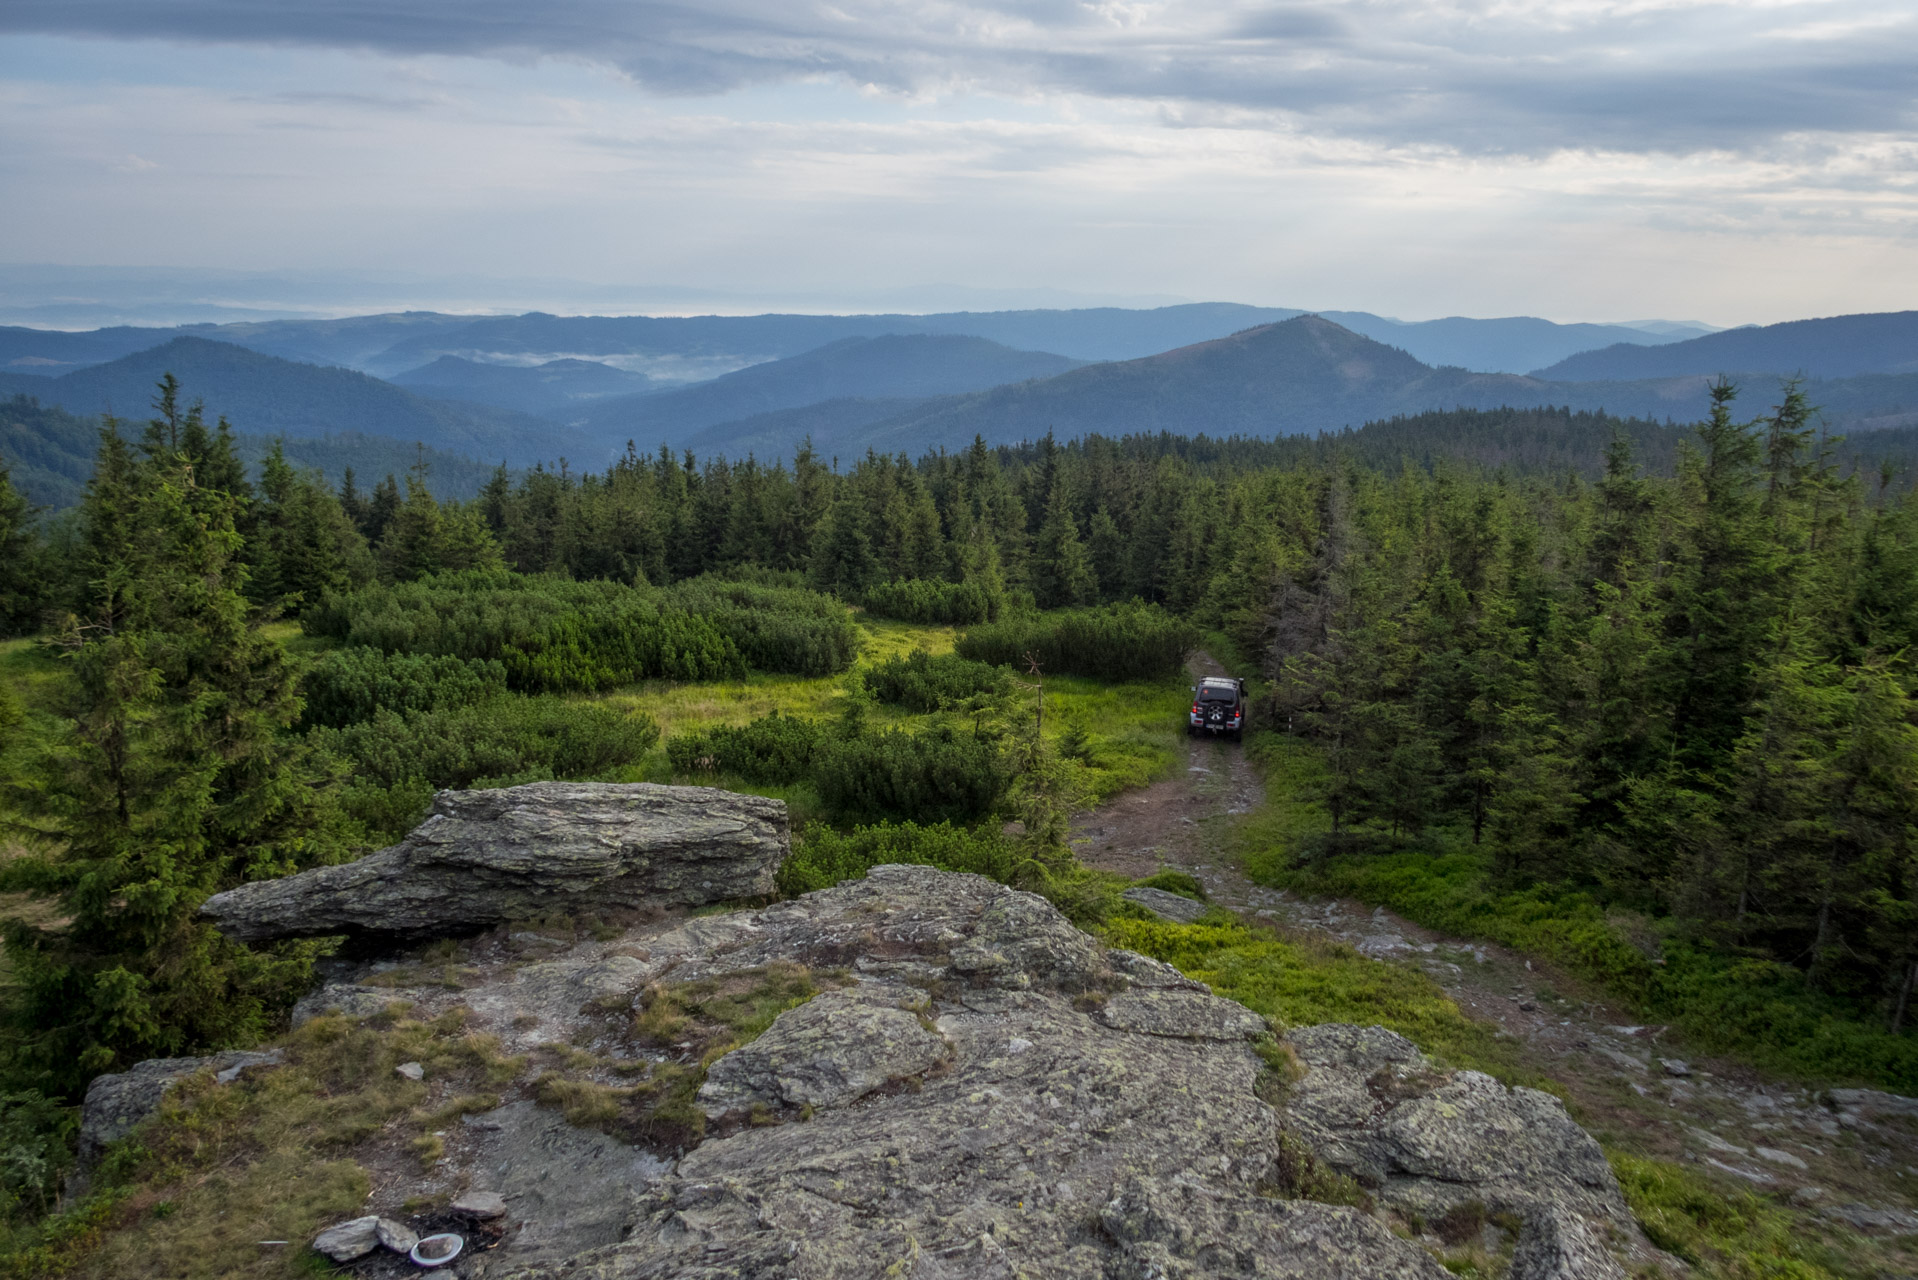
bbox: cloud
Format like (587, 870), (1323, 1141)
(5, 0), (1915, 155)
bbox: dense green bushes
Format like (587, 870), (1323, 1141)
(299, 648), (507, 729)
(670, 711), (1010, 826)
(665, 711), (820, 785)
(776, 821), (1023, 896)
(306, 572), (859, 692)
(310, 696), (658, 840)
(812, 725), (1009, 825)
(658, 576), (860, 676)
(956, 602), (1198, 680)
(862, 650), (1011, 713)
(304, 573), (743, 692)
(863, 578), (996, 624)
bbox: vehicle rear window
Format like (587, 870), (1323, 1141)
(1199, 687), (1236, 701)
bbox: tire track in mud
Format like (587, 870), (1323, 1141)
(1070, 653), (1918, 1254)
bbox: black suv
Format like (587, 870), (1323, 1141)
(1187, 677), (1246, 740)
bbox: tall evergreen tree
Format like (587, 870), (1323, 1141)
(2, 403), (331, 1093)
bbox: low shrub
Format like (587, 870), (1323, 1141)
(862, 650), (1011, 713)
(812, 726), (1009, 826)
(659, 576), (860, 677)
(776, 821), (1024, 896)
(1133, 871), (1206, 901)
(310, 696), (658, 840)
(863, 578), (997, 625)
(298, 647), (507, 729)
(956, 602), (1198, 681)
(305, 572), (743, 693)
(667, 712), (822, 785)
(1104, 916), (1524, 1079)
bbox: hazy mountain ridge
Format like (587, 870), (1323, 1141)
(0, 393), (497, 508)
(713, 318), (1918, 461)
(576, 334), (1084, 448)
(393, 355), (658, 418)
(0, 337), (588, 467)
(0, 302), (1703, 386)
(1534, 310), (1918, 381)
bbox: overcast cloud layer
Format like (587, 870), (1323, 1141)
(10, 0), (1918, 153)
(2, 0), (1915, 324)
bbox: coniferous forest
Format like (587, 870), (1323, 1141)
(0, 374), (1914, 1266)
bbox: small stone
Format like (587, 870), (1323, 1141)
(1790, 1185), (1826, 1206)
(1519, 1001), (1538, 1012)
(1754, 1146), (1809, 1170)
(312, 1216), (381, 1262)
(1659, 1058), (1691, 1077)
(451, 1190), (508, 1219)
(376, 1217), (419, 1253)
(396, 1061), (425, 1081)
(1007, 1038), (1034, 1055)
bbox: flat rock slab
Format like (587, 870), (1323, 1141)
(1123, 885), (1212, 923)
(200, 782), (788, 943)
(1098, 987), (1268, 1040)
(698, 986), (949, 1119)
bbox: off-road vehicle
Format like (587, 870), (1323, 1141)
(1187, 677), (1246, 740)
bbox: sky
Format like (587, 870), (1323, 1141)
(1, 0), (1915, 327)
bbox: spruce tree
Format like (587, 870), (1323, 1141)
(0, 461), (43, 636)
(2, 407), (330, 1093)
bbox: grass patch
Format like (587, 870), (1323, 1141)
(1610, 1150), (1900, 1280)
(532, 962), (846, 1151)
(1101, 916), (1528, 1082)
(24, 1005), (523, 1280)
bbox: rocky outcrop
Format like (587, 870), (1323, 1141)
(119, 809), (1645, 1278)
(1284, 1023), (1639, 1275)
(199, 782), (788, 943)
(513, 865), (1449, 1280)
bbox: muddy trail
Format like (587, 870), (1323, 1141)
(1072, 652), (1918, 1261)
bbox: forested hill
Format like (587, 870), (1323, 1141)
(0, 337), (587, 467)
(1535, 310), (1918, 381)
(0, 395), (498, 507)
(576, 334), (1085, 447)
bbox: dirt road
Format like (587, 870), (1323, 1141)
(1071, 653), (1918, 1259)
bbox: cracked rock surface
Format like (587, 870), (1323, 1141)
(1284, 1023), (1643, 1275)
(494, 865), (1634, 1279)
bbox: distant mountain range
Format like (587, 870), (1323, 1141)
(6, 307), (1918, 505)
(676, 318), (1918, 459)
(0, 303), (1710, 385)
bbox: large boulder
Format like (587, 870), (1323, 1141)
(199, 782), (788, 944)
